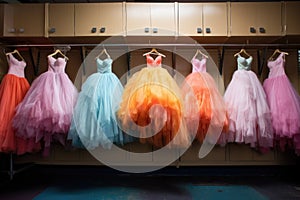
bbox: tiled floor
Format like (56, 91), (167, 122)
(0, 165), (300, 200)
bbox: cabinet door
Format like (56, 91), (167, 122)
(285, 1), (300, 35)
(126, 3), (151, 36)
(48, 4), (74, 37)
(98, 3), (123, 36)
(3, 4), (45, 36)
(230, 3), (257, 36)
(203, 3), (228, 36)
(151, 3), (175, 36)
(256, 2), (282, 36)
(178, 3), (203, 36)
(75, 3), (100, 36)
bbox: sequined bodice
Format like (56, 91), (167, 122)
(48, 56), (66, 73)
(237, 55), (252, 71)
(267, 53), (286, 78)
(7, 53), (26, 78)
(96, 58), (112, 73)
(146, 55), (162, 68)
(192, 58), (207, 73)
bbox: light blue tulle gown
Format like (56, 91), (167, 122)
(68, 58), (125, 149)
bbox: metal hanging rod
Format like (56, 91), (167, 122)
(1, 43), (300, 48)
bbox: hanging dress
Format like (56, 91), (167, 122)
(13, 56), (78, 155)
(0, 53), (41, 155)
(182, 57), (228, 143)
(117, 54), (190, 148)
(263, 52), (300, 155)
(68, 58), (125, 149)
(220, 55), (273, 150)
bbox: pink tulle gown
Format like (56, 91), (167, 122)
(263, 52), (300, 155)
(220, 55), (274, 151)
(0, 53), (40, 155)
(13, 56), (78, 156)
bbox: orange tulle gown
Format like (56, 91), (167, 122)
(0, 53), (40, 155)
(182, 57), (228, 143)
(117, 54), (190, 148)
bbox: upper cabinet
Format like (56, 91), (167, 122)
(74, 3), (124, 36)
(285, 1), (300, 35)
(2, 4), (45, 37)
(230, 2), (283, 36)
(48, 4), (75, 37)
(178, 3), (228, 36)
(126, 3), (176, 36)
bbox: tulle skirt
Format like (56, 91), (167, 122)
(13, 71), (78, 154)
(68, 72), (126, 150)
(0, 74), (40, 154)
(263, 74), (300, 155)
(220, 70), (273, 149)
(182, 72), (228, 143)
(117, 67), (190, 148)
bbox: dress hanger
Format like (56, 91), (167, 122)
(268, 49), (289, 61)
(234, 48), (251, 58)
(143, 48), (166, 57)
(48, 49), (69, 60)
(95, 48), (111, 60)
(5, 49), (25, 61)
(193, 49), (208, 59)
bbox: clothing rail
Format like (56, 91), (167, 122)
(1, 43), (300, 48)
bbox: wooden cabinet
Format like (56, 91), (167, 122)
(75, 3), (124, 36)
(126, 3), (176, 36)
(178, 3), (228, 36)
(230, 2), (282, 36)
(48, 4), (74, 37)
(203, 3), (228, 36)
(285, 1), (300, 35)
(3, 4), (45, 37)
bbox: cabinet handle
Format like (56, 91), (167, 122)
(8, 28), (16, 33)
(250, 27), (256, 33)
(259, 27), (266, 34)
(153, 28), (158, 33)
(48, 27), (56, 34)
(18, 28), (25, 33)
(100, 27), (106, 33)
(197, 28), (202, 34)
(206, 28), (211, 34)
(91, 27), (97, 33)
(144, 27), (150, 33)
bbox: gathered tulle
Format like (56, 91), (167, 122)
(0, 74), (41, 154)
(118, 66), (190, 148)
(264, 72), (300, 155)
(182, 70), (228, 143)
(13, 65), (78, 155)
(68, 72), (126, 150)
(219, 70), (274, 149)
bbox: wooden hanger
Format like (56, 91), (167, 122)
(95, 48), (111, 60)
(143, 48), (166, 57)
(5, 49), (25, 61)
(48, 49), (69, 60)
(268, 49), (289, 61)
(234, 48), (251, 57)
(193, 49), (208, 59)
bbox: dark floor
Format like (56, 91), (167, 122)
(1, 164), (300, 200)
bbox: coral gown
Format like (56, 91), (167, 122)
(0, 53), (40, 154)
(117, 54), (190, 148)
(68, 58), (125, 149)
(182, 57), (228, 143)
(220, 55), (273, 150)
(13, 56), (78, 155)
(263, 53), (300, 155)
